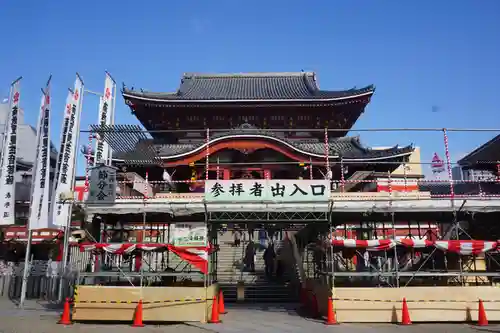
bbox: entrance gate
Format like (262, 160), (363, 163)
(207, 210), (330, 303)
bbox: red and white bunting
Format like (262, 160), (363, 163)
(332, 239), (395, 251)
(434, 240), (497, 255)
(331, 238), (500, 255)
(397, 238), (434, 248)
(79, 243), (215, 274)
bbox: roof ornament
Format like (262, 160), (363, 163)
(234, 121), (257, 131)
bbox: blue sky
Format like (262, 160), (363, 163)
(1, 0), (499, 177)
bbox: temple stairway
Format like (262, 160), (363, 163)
(216, 231), (299, 303)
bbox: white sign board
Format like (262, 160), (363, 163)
(173, 222), (207, 247)
(204, 179), (330, 203)
(88, 165), (117, 203)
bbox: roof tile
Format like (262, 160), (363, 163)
(123, 72), (374, 102)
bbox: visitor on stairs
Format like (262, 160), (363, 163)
(263, 243), (276, 279)
(275, 247), (284, 281)
(244, 241), (256, 272)
(258, 229), (268, 250)
(233, 229), (242, 247)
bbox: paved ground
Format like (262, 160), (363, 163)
(1, 299), (500, 333)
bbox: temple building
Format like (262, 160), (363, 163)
(86, 71), (429, 270)
(74, 71), (500, 310)
(116, 72), (419, 194)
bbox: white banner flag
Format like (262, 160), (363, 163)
(52, 74), (84, 227)
(0, 77), (22, 225)
(94, 72), (115, 165)
(52, 89), (74, 202)
(28, 77), (52, 230)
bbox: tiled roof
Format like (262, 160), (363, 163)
(122, 72), (374, 102)
(419, 182), (500, 195)
(148, 135), (413, 161)
(93, 125), (412, 165)
(457, 134), (500, 169)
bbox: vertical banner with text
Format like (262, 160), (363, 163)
(51, 89), (74, 215)
(29, 77), (52, 230)
(52, 75), (84, 227)
(94, 72), (115, 165)
(0, 78), (22, 225)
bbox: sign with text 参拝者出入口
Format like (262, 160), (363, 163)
(204, 179), (330, 203)
(88, 165), (117, 203)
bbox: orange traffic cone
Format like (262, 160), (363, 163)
(209, 296), (221, 323)
(477, 299), (488, 326)
(325, 297), (338, 325)
(132, 300), (145, 327)
(218, 290), (227, 314)
(58, 298), (72, 325)
(311, 293), (319, 318)
(401, 298), (411, 325)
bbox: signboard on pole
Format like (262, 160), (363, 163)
(204, 179), (330, 203)
(87, 164), (117, 203)
(0, 77), (22, 225)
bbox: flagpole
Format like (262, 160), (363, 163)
(20, 76), (51, 308)
(58, 73), (84, 302)
(107, 71), (116, 166)
(19, 230), (33, 308)
(52, 89), (73, 301)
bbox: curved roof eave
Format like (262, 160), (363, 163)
(110, 134), (413, 164)
(121, 89), (374, 104)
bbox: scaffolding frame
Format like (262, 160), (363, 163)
(75, 124), (500, 293)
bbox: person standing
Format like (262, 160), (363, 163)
(233, 229), (242, 247)
(263, 243), (276, 279)
(258, 229), (268, 250)
(244, 241), (256, 272)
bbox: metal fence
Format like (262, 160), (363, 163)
(0, 246), (91, 302)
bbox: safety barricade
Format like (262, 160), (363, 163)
(69, 285), (227, 325)
(300, 285), (500, 324)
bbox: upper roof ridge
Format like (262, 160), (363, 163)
(182, 72), (316, 78)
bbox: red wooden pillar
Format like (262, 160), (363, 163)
(223, 169), (230, 180)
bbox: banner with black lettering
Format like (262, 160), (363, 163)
(52, 74), (84, 227)
(0, 77), (22, 225)
(52, 89), (74, 203)
(94, 72), (115, 165)
(29, 77), (52, 230)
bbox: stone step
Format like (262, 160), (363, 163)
(220, 283), (299, 303)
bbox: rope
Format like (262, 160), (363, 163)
(205, 128), (209, 181)
(79, 127), (500, 134)
(388, 170), (393, 207)
(84, 128), (92, 193)
(309, 157), (313, 180)
(144, 171), (149, 201)
(330, 297), (500, 303)
(403, 162), (408, 194)
(442, 128), (455, 199)
(340, 158), (345, 193)
(324, 127), (330, 172)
